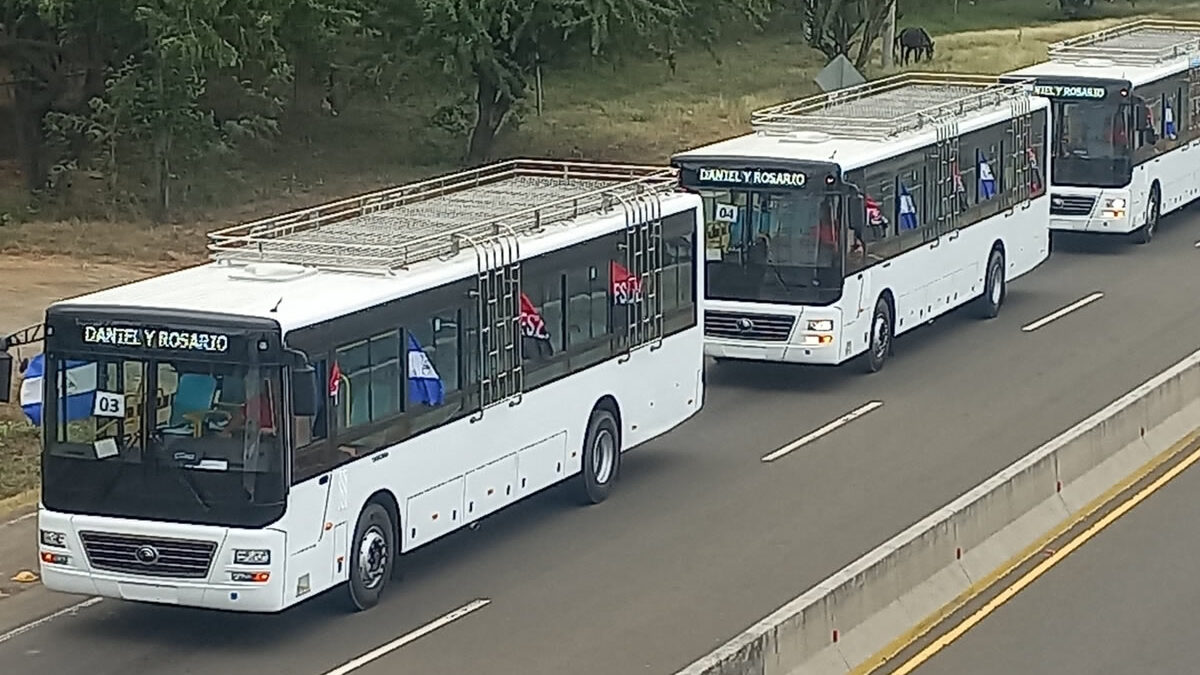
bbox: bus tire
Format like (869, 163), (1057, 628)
(864, 296), (893, 373)
(976, 248), (1005, 319)
(574, 406), (621, 505)
(1132, 184), (1160, 245)
(345, 501), (395, 612)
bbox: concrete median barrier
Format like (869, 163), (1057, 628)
(676, 347), (1200, 675)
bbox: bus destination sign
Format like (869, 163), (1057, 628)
(695, 167), (808, 188)
(82, 325), (231, 353)
(1033, 84), (1107, 100)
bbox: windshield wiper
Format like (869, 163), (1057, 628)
(174, 467), (212, 511)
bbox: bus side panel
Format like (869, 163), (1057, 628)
(1144, 139), (1200, 216)
(321, 324), (703, 557)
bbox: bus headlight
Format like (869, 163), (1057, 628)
(233, 549), (271, 565)
(807, 319), (834, 332)
(40, 530), (67, 548)
(1104, 198), (1126, 209)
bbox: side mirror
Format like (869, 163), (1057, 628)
(0, 351), (11, 404)
(847, 192), (866, 233)
(291, 365), (318, 417)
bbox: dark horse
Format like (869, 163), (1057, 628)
(895, 26), (934, 66)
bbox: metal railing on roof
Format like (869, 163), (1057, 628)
(749, 72), (1035, 141)
(1047, 19), (1200, 67)
(206, 159), (679, 274)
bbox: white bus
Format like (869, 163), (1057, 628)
(671, 73), (1051, 372)
(0, 160), (705, 613)
(1005, 19), (1200, 244)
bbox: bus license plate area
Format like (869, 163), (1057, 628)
(118, 581), (181, 605)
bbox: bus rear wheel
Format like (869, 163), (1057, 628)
(345, 501), (395, 611)
(975, 248), (1005, 319)
(574, 406), (621, 505)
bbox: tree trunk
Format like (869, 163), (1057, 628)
(11, 79), (49, 191)
(151, 124), (171, 224)
(287, 49), (327, 134)
(466, 73), (511, 164)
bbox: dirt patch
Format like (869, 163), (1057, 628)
(0, 255), (185, 338)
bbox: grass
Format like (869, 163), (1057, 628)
(0, 407), (39, 503)
(0, 0), (1196, 495)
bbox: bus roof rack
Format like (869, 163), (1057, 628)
(207, 159), (678, 275)
(1047, 19), (1200, 67)
(749, 72), (1035, 141)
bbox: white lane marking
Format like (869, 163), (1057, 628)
(322, 598), (491, 675)
(0, 597), (103, 645)
(1, 511), (36, 528)
(1020, 292), (1104, 333)
(761, 401), (884, 463)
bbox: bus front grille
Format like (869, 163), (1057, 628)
(1050, 194), (1096, 216)
(78, 531), (217, 579)
(705, 311), (796, 342)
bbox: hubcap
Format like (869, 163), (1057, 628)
(873, 315), (889, 359)
(592, 428), (616, 484)
(357, 526), (388, 590)
(990, 263), (1002, 304)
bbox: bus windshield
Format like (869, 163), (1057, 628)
(42, 354), (287, 527)
(700, 189), (844, 304)
(1051, 98), (1133, 188)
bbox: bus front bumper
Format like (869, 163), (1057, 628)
(37, 510), (289, 613)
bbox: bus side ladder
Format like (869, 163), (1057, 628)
(466, 231), (524, 415)
(618, 194), (665, 355)
(933, 120), (961, 237)
(1188, 62), (1200, 136)
(1007, 95), (1034, 210)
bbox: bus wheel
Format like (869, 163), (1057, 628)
(574, 406), (621, 505)
(976, 248), (1006, 319)
(345, 502), (394, 611)
(864, 297), (892, 373)
(1133, 185), (1160, 245)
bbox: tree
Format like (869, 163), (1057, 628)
(18, 0), (292, 221)
(800, 0), (894, 70)
(277, 0), (365, 125)
(0, 0), (133, 191)
(411, 0), (769, 164)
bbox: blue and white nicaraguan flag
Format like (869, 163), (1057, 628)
(407, 333), (445, 407)
(897, 181), (919, 230)
(20, 354), (98, 426)
(977, 149), (997, 200)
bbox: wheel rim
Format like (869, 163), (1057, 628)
(873, 314), (889, 360)
(591, 427), (616, 484)
(1149, 196), (1159, 233)
(990, 262), (1003, 305)
(357, 525), (388, 591)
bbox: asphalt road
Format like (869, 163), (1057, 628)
(907, 440), (1200, 675)
(2, 209), (1200, 675)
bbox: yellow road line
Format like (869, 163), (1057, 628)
(888, 437), (1200, 675)
(855, 427), (1200, 675)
